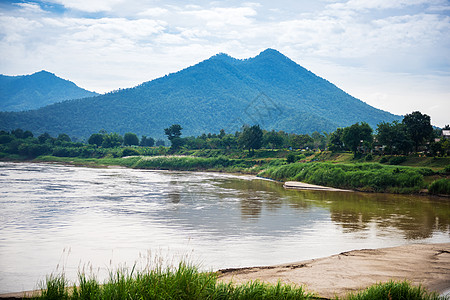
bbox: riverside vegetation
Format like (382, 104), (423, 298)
(33, 264), (445, 300)
(1, 111), (449, 195)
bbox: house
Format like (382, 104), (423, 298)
(442, 130), (450, 140)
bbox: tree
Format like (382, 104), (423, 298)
(164, 124), (182, 141)
(155, 140), (165, 146)
(140, 136), (155, 147)
(57, 133), (71, 143)
(123, 132), (139, 146)
(263, 130), (284, 149)
(290, 134), (313, 149)
(238, 125), (263, 154)
(38, 132), (54, 144)
(101, 133), (123, 148)
(88, 133), (104, 147)
(342, 122), (373, 154)
(164, 124), (183, 150)
(376, 121), (412, 154)
(328, 128), (345, 152)
(402, 111), (433, 152)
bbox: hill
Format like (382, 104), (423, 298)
(0, 49), (400, 138)
(0, 70), (98, 111)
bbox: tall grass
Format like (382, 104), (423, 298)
(34, 268), (447, 300)
(428, 178), (450, 195)
(34, 263), (315, 300)
(343, 280), (443, 300)
(259, 162), (427, 193)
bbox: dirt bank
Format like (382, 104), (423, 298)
(218, 243), (450, 299)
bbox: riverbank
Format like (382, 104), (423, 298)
(217, 243), (450, 299)
(3, 154), (450, 196)
(1, 243), (448, 299)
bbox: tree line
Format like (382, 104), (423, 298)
(1, 111), (448, 159)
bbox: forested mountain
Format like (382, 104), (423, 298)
(0, 49), (400, 138)
(0, 70), (98, 111)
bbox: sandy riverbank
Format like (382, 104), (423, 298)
(283, 181), (353, 192)
(218, 243), (450, 299)
(1, 244), (448, 299)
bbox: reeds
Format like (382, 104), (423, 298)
(259, 162), (428, 193)
(34, 262), (315, 299)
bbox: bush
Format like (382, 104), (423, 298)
(389, 156), (407, 165)
(286, 153), (297, 163)
(365, 153), (373, 161)
(444, 165), (450, 174)
(379, 156), (389, 163)
(122, 148), (140, 157)
(428, 179), (450, 195)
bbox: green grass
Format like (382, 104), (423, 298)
(34, 263), (315, 300)
(342, 280), (444, 300)
(33, 267), (447, 300)
(259, 162), (429, 193)
(428, 178), (450, 195)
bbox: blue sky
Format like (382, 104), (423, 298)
(1, 0), (449, 127)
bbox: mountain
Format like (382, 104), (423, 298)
(0, 70), (98, 111)
(0, 49), (400, 138)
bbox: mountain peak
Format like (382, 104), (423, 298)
(256, 48), (287, 59)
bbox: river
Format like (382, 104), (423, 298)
(0, 162), (449, 293)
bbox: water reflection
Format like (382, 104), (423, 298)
(0, 162), (449, 294)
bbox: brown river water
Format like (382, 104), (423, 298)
(0, 162), (448, 293)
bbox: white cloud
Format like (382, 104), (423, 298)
(0, 0), (449, 126)
(46, 0), (126, 12)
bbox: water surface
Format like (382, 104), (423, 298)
(0, 162), (448, 293)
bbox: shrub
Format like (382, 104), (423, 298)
(122, 148), (140, 157)
(365, 153), (373, 161)
(286, 153), (297, 164)
(428, 179), (450, 195)
(379, 156), (389, 163)
(389, 156), (407, 165)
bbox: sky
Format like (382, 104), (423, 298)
(0, 0), (449, 127)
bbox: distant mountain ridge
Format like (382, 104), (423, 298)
(0, 49), (400, 138)
(0, 70), (98, 111)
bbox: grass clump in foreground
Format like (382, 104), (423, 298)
(33, 265), (448, 300)
(342, 280), (444, 300)
(35, 263), (314, 300)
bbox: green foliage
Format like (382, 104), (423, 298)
(328, 127), (345, 152)
(342, 122), (373, 154)
(403, 111), (433, 152)
(239, 125), (263, 154)
(428, 179), (450, 195)
(34, 263), (315, 300)
(101, 132), (123, 148)
(122, 147), (141, 157)
(259, 162), (425, 193)
(376, 121), (413, 154)
(389, 156), (407, 165)
(164, 124), (182, 141)
(286, 153), (297, 163)
(343, 281), (442, 300)
(444, 165), (450, 174)
(87, 133), (103, 146)
(35, 268), (443, 300)
(365, 153), (373, 161)
(140, 135), (154, 147)
(123, 132), (139, 146)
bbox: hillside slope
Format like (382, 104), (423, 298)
(0, 70), (98, 111)
(0, 49), (399, 138)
